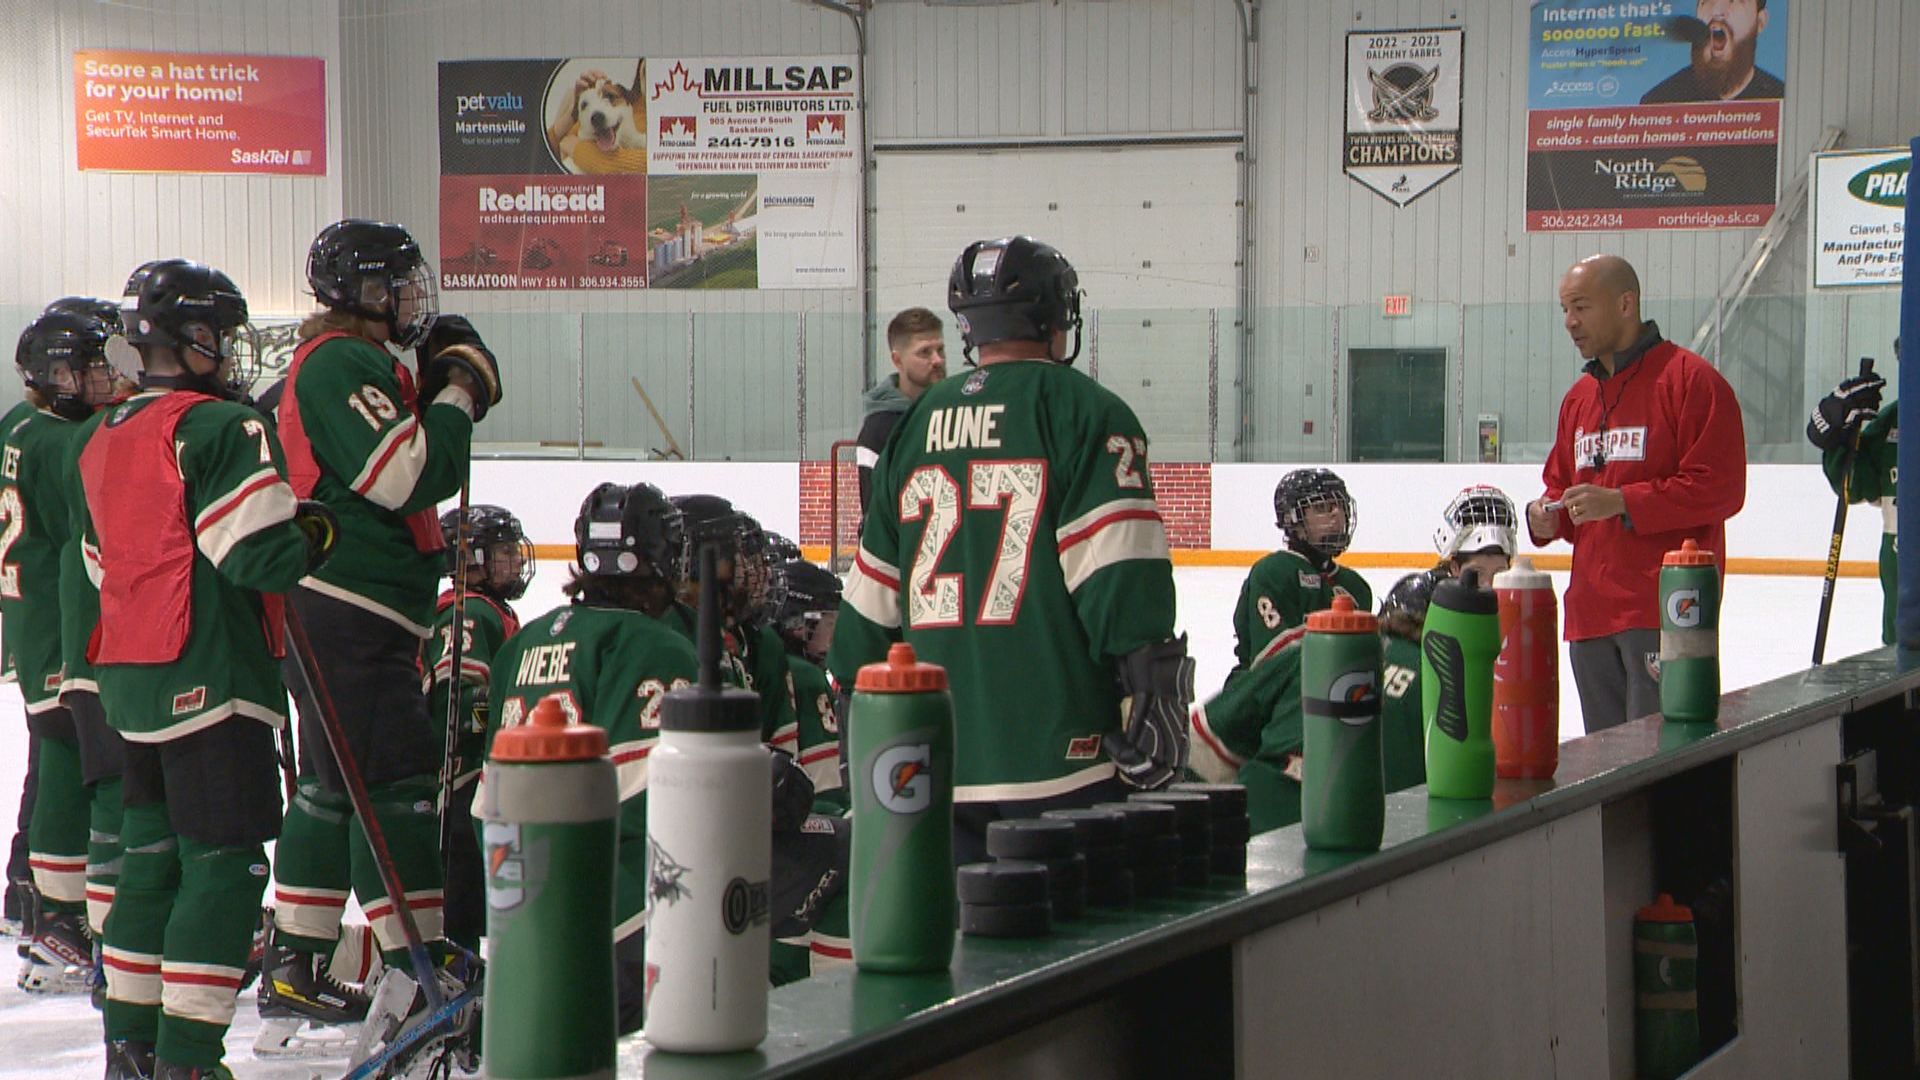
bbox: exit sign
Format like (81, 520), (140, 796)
(1382, 295), (1412, 317)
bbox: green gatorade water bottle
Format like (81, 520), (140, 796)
(1659, 539), (1720, 724)
(1422, 568), (1500, 799)
(1634, 893), (1702, 1079)
(1301, 595), (1385, 852)
(849, 643), (956, 972)
(479, 693), (619, 1079)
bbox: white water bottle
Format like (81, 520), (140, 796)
(644, 548), (771, 1053)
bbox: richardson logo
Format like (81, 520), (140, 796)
(1849, 158), (1910, 208)
(1594, 156), (1707, 195)
(478, 186), (606, 212)
(1364, 63), (1440, 124)
(872, 743), (933, 814)
(171, 686), (207, 715)
(805, 113), (847, 144)
(764, 194), (816, 209)
(454, 91), (524, 116)
(657, 115), (696, 147)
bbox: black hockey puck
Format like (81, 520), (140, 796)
(1094, 800), (1177, 838)
(1169, 782), (1249, 819)
(1210, 844), (1248, 878)
(1082, 843), (1128, 877)
(1132, 861), (1176, 899)
(986, 818), (1080, 861)
(1211, 815), (1252, 847)
(1177, 853), (1211, 887)
(956, 860), (1049, 907)
(1175, 820), (1214, 862)
(960, 901), (1052, 938)
(1040, 852), (1088, 894)
(1128, 791), (1210, 832)
(1125, 832), (1183, 872)
(1040, 807), (1128, 849)
(1086, 860), (1135, 907)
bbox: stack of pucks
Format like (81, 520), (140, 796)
(1040, 807), (1132, 908)
(1128, 792), (1213, 886)
(1094, 801), (1180, 899)
(957, 860), (1052, 938)
(986, 818), (1086, 920)
(1170, 782), (1252, 877)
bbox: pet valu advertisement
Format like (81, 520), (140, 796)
(437, 56), (859, 291)
(1523, 0), (1788, 232)
(74, 50), (326, 176)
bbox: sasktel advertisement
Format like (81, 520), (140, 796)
(438, 56), (859, 291)
(1524, 0), (1788, 232)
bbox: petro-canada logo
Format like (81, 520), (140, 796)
(657, 115), (696, 147)
(806, 113), (847, 145)
(1365, 63), (1440, 124)
(872, 743), (932, 814)
(1665, 588), (1702, 629)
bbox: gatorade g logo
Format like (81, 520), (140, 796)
(1327, 670), (1378, 726)
(1666, 589), (1702, 629)
(1424, 632), (1469, 742)
(873, 743), (932, 814)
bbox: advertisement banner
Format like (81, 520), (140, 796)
(1811, 149), (1907, 289)
(75, 50), (326, 175)
(437, 56), (858, 291)
(1344, 28), (1464, 207)
(1524, 1), (1788, 232)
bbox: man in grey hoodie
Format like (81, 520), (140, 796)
(856, 307), (948, 512)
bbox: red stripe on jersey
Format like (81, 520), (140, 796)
(1254, 626), (1309, 667)
(1190, 710), (1241, 770)
(197, 472), (281, 532)
(853, 552), (899, 590)
(1057, 508), (1164, 554)
(611, 745), (654, 767)
(810, 940), (852, 960)
(273, 890), (348, 908)
(164, 970), (243, 989)
(363, 895), (444, 919)
(352, 419), (420, 496)
(799, 745), (838, 766)
(105, 954), (161, 975)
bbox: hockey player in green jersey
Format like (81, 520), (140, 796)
(1191, 571), (1438, 834)
(78, 261), (338, 1079)
(1227, 468), (1371, 684)
(829, 236), (1192, 864)
(5, 303), (125, 993)
(267, 220), (501, 1021)
(1808, 341), (1897, 645)
(423, 504), (531, 951)
(668, 496), (800, 752)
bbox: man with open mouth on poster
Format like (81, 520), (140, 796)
(1641, 0), (1784, 104)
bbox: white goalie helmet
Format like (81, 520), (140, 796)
(1434, 485), (1518, 559)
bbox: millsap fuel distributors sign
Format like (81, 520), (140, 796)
(75, 50), (326, 175)
(1344, 28), (1464, 207)
(1524, 0), (1788, 232)
(1812, 149), (1907, 289)
(437, 56), (858, 291)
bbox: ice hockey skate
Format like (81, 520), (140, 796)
(253, 940), (373, 1059)
(348, 947), (482, 1079)
(17, 906), (95, 994)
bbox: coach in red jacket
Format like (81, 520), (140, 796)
(1526, 255), (1746, 733)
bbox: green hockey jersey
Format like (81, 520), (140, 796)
(1227, 549), (1372, 683)
(785, 654), (846, 814)
(487, 601), (702, 941)
(77, 391), (311, 742)
(663, 604), (800, 756)
(57, 406), (112, 698)
(1190, 628), (1426, 835)
(424, 590), (518, 789)
(828, 359), (1177, 804)
(1823, 401), (1896, 645)
(0, 403), (82, 715)
(281, 333), (472, 636)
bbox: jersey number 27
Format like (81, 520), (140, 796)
(901, 461), (1045, 629)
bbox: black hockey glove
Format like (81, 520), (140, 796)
(1807, 369), (1885, 451)
(292, 500), (339, 573)
(771, 749), (816, 834)
(1105, 635), (1196, 791)
(416, 314), (502, 422)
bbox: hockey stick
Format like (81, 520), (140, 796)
(438, 485), (471, 886)
(1812, 356), (1875, 665)
(281, 600), (446, 1013)
(630, 376), (686, 460)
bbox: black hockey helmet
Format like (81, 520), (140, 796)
(441, 503), (536, 600)
(306, 219), (438, 348)
(947, 236), (1084, 364)
(764, 531), (803, 564)
(575, 482), (687, 584)
(672, 494), (786, 619)
(776, 559), (841, 628)
(1273, 468), (1356, 562)
(1378, 570), (1440, 638)
(43, 296), (124, 336)
(15, 309), (117, 421)
(124, 260), (249, 370)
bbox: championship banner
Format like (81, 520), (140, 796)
(437, 56), (858, 291)
(1524, 0), (1788, 232)
(75, 50), (325, 175)
(1344, 28), (1463, 207)
(1812, 149), (1908, 289)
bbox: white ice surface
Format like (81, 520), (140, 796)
(0, 564), (1891, 1076)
